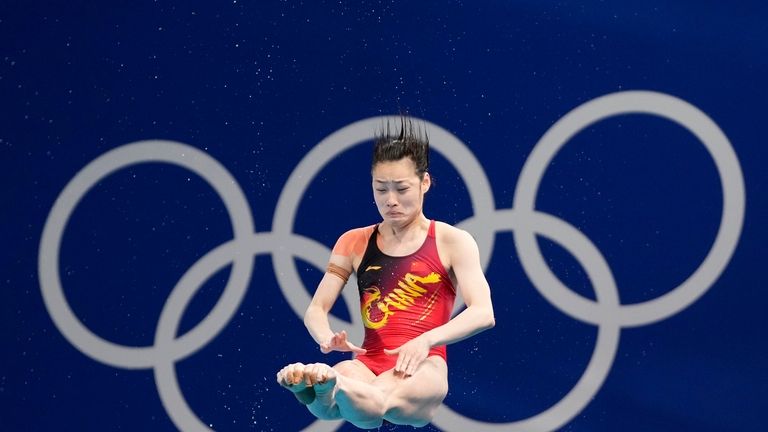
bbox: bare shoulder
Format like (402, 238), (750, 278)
(434, 221), (479, 267)
(434, 221), (476, 246)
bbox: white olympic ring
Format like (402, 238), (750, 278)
(38, 91), (745, 431)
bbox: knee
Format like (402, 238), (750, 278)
(386, 405), (435, 428)
(417, 402), (442, 426)
(332, 360), (360, 377)
(364, 397), (389, 425)
(383, 387), (446, 427)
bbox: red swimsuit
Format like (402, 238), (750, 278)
(351, 220), (456, 375)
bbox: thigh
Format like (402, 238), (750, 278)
(373, 356), (449, 426)
(332, 359), (377, 383)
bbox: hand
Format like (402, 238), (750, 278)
(384, 336), (431, 377)
(319, 330), (367, 354)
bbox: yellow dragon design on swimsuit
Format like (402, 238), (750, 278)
(361, 272), (442, 329)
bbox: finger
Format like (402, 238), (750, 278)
(395, 353), (406, 373)
(330, 334), (341, 347)
(383, 348), (398, 355)
(406, 358), (418, 376)
(409, 353), (427, 376)
(348, 342), (367, 354)
(403, 356), (414, 375)
(403, 358), (412, 375)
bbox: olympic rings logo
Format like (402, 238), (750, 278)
(38, 91), (745, 431)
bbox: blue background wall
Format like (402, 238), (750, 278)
(2, 1), (766, 431)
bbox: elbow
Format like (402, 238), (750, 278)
(485, 304), (496, 330)
(485, 313), (496, 330)
(475, 308), (496, 332)
(303, 302), (330, 331)
(303, 305), (315, 330)
(469, 304), (495, 331)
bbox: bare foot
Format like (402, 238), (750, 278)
(277, 362), (312, 393)
(302, 363), (337, 393)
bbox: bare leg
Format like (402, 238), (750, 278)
(276, 360), (381, 424)
(376, 356), (449, 426)
(301, 362), (340, 421)
(278, 357), (447, 428)
(304, 362), (386, 429)
(303, 358), (448, 428)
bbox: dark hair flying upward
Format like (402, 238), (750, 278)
(372, 116), (430, 178)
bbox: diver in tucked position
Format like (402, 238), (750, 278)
(276, 116), (495, 429)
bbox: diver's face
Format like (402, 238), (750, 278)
(372, 158), (430, 225)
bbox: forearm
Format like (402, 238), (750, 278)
(304, 304), (335, 346)
(422, 304), (495, 348)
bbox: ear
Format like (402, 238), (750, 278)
(422, 172), (431, 194)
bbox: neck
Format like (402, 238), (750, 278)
(382, 215), (429, 240)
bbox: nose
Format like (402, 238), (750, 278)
(385, 192), (397, 207)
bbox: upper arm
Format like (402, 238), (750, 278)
(448, 228), (493, 309)
(309, 267), (348, 313)
(308, 226), (372, 313)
